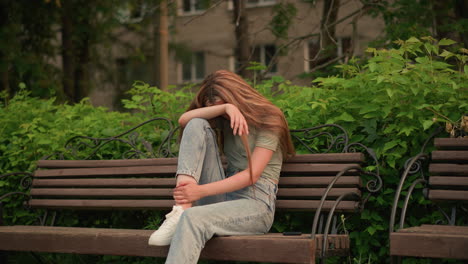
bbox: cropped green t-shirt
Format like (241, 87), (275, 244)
(218, 118), (283, 182)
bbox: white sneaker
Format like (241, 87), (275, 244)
(148, 205), (184, 246)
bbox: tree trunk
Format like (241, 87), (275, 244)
(455, 0), (468, 48)
(318, 0), (340, 63)
(154, 0), (168, 91)
(233, 0), (252, 79)
(61, 0), (75, 102)
(0, 1), (11, 99)
(74, 28), (90, 103)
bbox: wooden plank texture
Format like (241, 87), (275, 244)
(35, 163), (361, 178)
(428, 190), (468, 201)
(28, 199), (175, 210)
(429, 164), (468, 176)
(285, 153), (364, 163)
(390, 225), (468, 259)
(30, 188), (173, 197)
(429, 176), (468, 187)
(37, 158), (178, 168)
(37, 153), (364, 169)
(434, 138), (468, 150)
(277, 188), (360, 198)
(0, 226), (350, 263)
(32, 178), (176, 187)
(34, 166), (177, 178)
(431, 151), (468, 163)
(27, 199), (359, 211)
(279, 176), (361, 187)
(37, 153), (365, 169)
(281, 163), (361, 175)
(31, 176), (362, 188)
(276, 200), (358, 211)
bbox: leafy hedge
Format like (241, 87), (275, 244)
(1, 37), (467, 263)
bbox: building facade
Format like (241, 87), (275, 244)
(90, 0), (385, 108)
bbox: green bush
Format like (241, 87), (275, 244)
(1, 37), (467, 263)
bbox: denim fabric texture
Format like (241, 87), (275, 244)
(165, 118), (278, 264)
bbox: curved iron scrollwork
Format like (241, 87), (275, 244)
(42, 117), (178, 160)
(0, 172), (34, 191)
(290, 125), (381, 194)
(389, 127), (444, 235)
(290, 124), (349, 153)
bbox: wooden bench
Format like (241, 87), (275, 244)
(0, 120), (381, 263)
(390, 137), (468, 260)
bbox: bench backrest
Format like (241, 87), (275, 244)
(29, 153), (364, 212)
(428, 138), (468, 202)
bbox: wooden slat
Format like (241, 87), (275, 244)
(390, 225), (468, 259)
(276, 200), (358, 211)
(34, 165), (177, 178)
(432, 151), (468, 163)
(281, 163), (361, 175)
(277, 188), (360, 198)
(429, 176), (468, 187)
(429, 164), (468, 176)
(36, 163), (361, 178)
(286, 153), (364, 163)
(28, 199), (359, 211)
(32, 178), (176, 187)
(37, 158), (178, 168)
(0, 226), (350, 263)
(428, 190), (468, 201)
(28, 199), (175, 210)
(37, 153), (365, 169)
(32, 176), (362, 188)
(279, 176), (361, 187)
(30, 188), (173, 197)
(434, 138), (468, 150)
(31, 187), (359, 199)
(407, 225), (468, 234)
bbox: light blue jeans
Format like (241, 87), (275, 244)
(165, 118), (277, 264)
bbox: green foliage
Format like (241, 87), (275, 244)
(122, 81), (194, 122)
(269, 3), (298, 39)
(2, 38), (467, 263)
(257, 37), (466, 263)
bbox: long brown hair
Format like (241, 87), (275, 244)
(186, 70), (295, 157)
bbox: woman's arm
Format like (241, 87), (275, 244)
(173, 147), (274, 204)
(178, 103), (249, 136)
(178, 104), (227, 127)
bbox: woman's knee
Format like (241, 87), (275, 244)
(184, 118), (210, 133)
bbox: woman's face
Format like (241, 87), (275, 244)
(205, 96), (229, 120)
(205, 96), (225, 107)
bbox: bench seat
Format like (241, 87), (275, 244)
(0, 225), (349, 263)
(390, 225), (468, 259)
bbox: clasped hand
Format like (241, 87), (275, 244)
(225, 104), (249, 136)
(173, 181), (203, 204)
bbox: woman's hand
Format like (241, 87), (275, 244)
(173, 181), (204, 204)
(225, 104), (249, 136)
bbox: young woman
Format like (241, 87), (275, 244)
(148, 70), (295, 263)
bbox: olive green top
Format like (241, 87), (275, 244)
(218, 118), (283, 182)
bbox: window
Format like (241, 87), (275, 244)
(181, 0), (208, 15)
(246, 0), (276, 7)
(252, 44), (278, 73)
(229, 45), (278, 74)
(181, 52), (205, 82)
(228, 0), (275, 10)
(306, 37), (352, 71)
